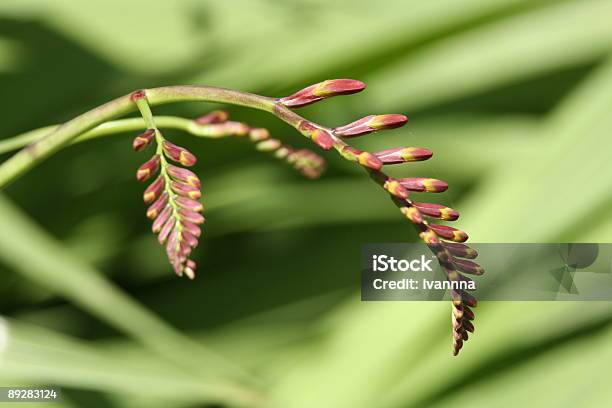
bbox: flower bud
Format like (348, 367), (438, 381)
(182, 221), (201, 238)
(179, 209), (205, 224)
(357, 151), (383, 170)
(249, 128), (270, 142)
(183, 260), (196, 280)
(133, 129), (155, 151)
(143, 177), (164, 204)
(442, 242), (478, 259)
(176, 196), (203, 212)
(162, 141), (197, 166)
(333, 114), (408, 137)
(171, 181), (201, 200)
(278, 79), (366, 108)
(451, 289), (477, 307)
(373, 147), (433, 164)
(401, 206), (423, 224)
(136, 155), (161, 182)
(166, 165), (200, 188)
(419, 229), (440, 245)
(274, 146), (292, 159)
(152, 205), (172, 233)
(182, 231), (198, 248)
(398, 178), (448, 193)
(452, 258), (484, 275)
(462, 305), (475, 320)
(413, 202), (458, 220)
(158, 217), (175, 244)
(384, 179), (409, 199)
(195, 110), (229, 125)
(429, 224), (468, 242)
(146, 193), (169, 219)
(311, 129), (334, 150)
(256, 139), (282, 152)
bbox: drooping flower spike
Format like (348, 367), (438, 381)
(276, 80), (484, 355)
(132, 92), (203, 280)
(127, 80), (482, 355)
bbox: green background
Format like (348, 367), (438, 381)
(0, 1), (611, 407)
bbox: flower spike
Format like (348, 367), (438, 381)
(133, 93), (203, 279)
(119, 80), (483, 355)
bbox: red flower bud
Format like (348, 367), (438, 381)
(166, 165), (200, 188)
(413, 202), (458, 220)
(373, 147), (433, 164)
(158, 217), (175, 244)
(452, 258), (484, 275)
(429, 224), (468, 242)
(333, 114), (408, 137)
(179, 209), (205, 224)
(311, 129), (334, 150)
(443, 242), (478, 259)
(136, 155), (161, 182)
(176, 196), (203, 212)
(278, 79), (366, 108)
(195, 110), (229, 125)
(132, 129), (155, 151)
(419, 229), (440, 245)
(162, 141), (197, 166)
(143, 176), (164, 204)
(182, 221), (201, 238)
(152, 205), (172, 233)
(401, 206), (423, 224)
(146, 192), (169, 219)
(383, 179), (410, 199)
(171, 181), (201, 200)
(182, 231), (198, 248)
(398, 178), (448, 193)
(357, 151), (383, 170)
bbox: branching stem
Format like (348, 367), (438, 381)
(0, 86), (277, 188)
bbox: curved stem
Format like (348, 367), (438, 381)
(0, 86), (277, 189)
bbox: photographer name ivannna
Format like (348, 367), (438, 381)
(373, 278), (476, 291)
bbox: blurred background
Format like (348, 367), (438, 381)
(0, 0), (611, 407)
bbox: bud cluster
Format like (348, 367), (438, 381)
(192, 112), (326, 179)
(274, 79), (485, 355)
(133, 127), (203, 280)
(126, 80), (482, 355)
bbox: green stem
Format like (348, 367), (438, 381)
(0, 116), (247, 155)
(0, 86), (278, 189)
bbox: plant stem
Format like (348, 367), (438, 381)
(0, 116), (248, 155)
(0, 86), (277, 189)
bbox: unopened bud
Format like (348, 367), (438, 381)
(195, 110), (229, 125)
(429, 224), (468, 242)
(373, 147), (433, 164)
(398, 178), (448, 193)
(413, 202), (458, 220)
(136, 155), (161, 182)
(133, 129), (155, 151)
(333, 114), (407, 137)
(278, 79), (366, 108)
(162, 141), (197, 166)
